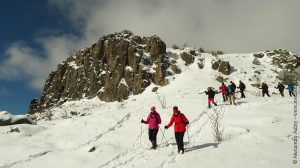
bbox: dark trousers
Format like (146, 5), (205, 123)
(175, 132), (185, 152)
(148, 129), (158, 141)
(279, 89), (284, 97)
(262, 91), (270, 97)
(222, 93), (227, 102)
(240, 90), (246, 98)
(149, 129), (158, 148)
(289, 91), (295, 97)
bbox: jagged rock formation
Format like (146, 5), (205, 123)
(28, 30), (169, 114)
(266, 49), (299, 70)
(180, 51), (195, 65)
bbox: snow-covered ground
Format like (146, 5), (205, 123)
(0, 50), (298, 168)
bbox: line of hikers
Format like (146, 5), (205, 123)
(275, 82), (296, 97)
(206, 80), (246, 108)
(206, 80), (296, 108)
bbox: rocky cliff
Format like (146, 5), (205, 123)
(28, 30), (169, 114)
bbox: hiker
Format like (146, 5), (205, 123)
(238, 80), (246, 98)
(219, 82), (228, 102)
(259, 82), (270, 97)
(205, 87), (217, 108)
(230, 81), (237, 97)
(275, 82), (285, 97)
(227, 83), (236, 105)
(287, 83), (296, 97)
(164, 106), (189, 154)
(141, 106), (161, 149)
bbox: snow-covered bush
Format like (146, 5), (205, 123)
(208, 107), (225, 143)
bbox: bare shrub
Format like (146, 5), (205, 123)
(156, 94), (166, 109)
(61, 110), (69, 119)
(45, 110), (53, 121)
(208, 107), (225, 143)
(7, 127), (20, 133)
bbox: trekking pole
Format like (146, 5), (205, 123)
(159, 126), (169, 146)
(160, 128), (164, 145)
(140, 124), (143, 146)
(186, 126), (190, 144)
(203, 94), (205, 107)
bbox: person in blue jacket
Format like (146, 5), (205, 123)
(287, 83), (296, 97)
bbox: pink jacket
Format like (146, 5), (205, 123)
(144, 111), (161, 129)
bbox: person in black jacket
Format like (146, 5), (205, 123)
(260, 82), (270, 97)
(205, 87), (217, 108)
(275, 82), (285, 97)
(238, 80), (246, 98)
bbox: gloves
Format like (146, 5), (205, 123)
(164, 125), (168, 129)
(141, 119), (145, 123)
(185, 122), (189, 126)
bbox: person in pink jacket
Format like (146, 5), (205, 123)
(141, 106), (162, 149)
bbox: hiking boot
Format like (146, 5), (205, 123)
(151, 140), (157, 150)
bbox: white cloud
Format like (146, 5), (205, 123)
(0, 35), (84, 89)
(1, 0), (300, 90)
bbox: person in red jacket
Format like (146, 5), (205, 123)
(219, 82), (227, 102)
(141, 106), (161, 149)
(164, 106), (189, 154)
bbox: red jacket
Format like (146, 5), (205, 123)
(166, 112), (189, 133)
(219, 85), (227, 93)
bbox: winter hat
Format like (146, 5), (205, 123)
(173, 106), (179, 113)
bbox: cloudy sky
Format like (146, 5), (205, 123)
(0, 0), (299, 114)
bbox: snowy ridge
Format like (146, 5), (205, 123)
(0, 49), (299, 168)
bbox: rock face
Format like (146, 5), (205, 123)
(212, 60), (220, 70)
(218, 61), (231, 75)
(253, 53), (265, 58)
(266, 49), (299, 70)
(180, 52), (195, 65)
(28, 30), (169, 114)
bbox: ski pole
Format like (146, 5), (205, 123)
(159, 126), (169, 146)
(160, 128), (164, 145)
(140, 124), (143, 146)
(186, 126), (190, 143)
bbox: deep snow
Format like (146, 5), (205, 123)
(0, 49), (298, 168)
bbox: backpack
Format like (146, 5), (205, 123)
(228, 85), (233, 93)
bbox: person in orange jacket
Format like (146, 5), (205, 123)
(164, 106), (189, 154)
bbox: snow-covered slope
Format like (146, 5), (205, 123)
(0, 49), (298, 168)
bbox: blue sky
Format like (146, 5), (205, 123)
(0, 1), (50, 114)
(1, 0), (299, 115)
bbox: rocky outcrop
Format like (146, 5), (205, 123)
(266, 49), (299, 70)
(212, 60), (220, 70)
(28, 30), (169, 114)
(211, 59), (231, 75)
(170, 64), (181, 74)
(180, 52), (195, 65)
(253, 58), (261, 65)
(218, 61), (231, 75)
(253, 53), (265, 58)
